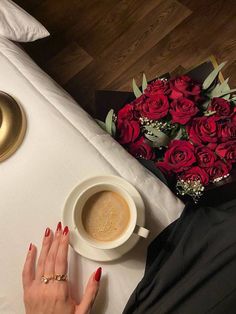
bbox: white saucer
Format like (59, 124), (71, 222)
(62, 175), (145, 262)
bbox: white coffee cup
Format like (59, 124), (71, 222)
(73, 182), (149, 250)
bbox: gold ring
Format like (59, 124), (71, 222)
(54, 274), (67, 281)
(41, 275), (54, 284)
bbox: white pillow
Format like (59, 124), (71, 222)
(0, 0), (50, 42)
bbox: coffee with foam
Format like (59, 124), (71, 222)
(81, 191), (130, 242)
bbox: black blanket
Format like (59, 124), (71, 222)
(123, 199), (236, 314)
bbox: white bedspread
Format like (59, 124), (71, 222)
(0, 36), (184, 314)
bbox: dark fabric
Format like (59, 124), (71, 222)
(123, 199), (236, 314)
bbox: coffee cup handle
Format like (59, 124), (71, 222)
(135, 225), (150, 238)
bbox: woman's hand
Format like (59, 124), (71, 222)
(22, 222), (102, 314)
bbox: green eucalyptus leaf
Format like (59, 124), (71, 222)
(105, 109), (114, 135)
(204, 110), (216, 117)
(207, 83), (220, 96)
(144, 126), (170, 146)
(95, 119), (106, 131)
(142, 73), (148, 93)
(111, 122), (116, 137)
(145, 134), (159, 142)
(207, 81), (219, 92)
(201, 99), (211, 110)
(144, 126), (163, 137)
(145, 140), (162, 148)
(144, 136), (163, 148)
(213, 88), (236, 98)
(219, 77), (230, 90)
(208, 78), (230, 97)
(203, 61), (227, 90)
(222, 94), (230, 100)
(222, 77), (229, 85)
(230, 97), (236, 106)
(174, 128), (183, 140)
(132, 78), (142, 98)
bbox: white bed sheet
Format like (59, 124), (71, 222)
(0, 36), (184, 314)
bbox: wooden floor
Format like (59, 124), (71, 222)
(17, 0), (236, 116)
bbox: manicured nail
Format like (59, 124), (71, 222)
(63, 226), (69, 236)
(45, 227), (50, 237)
(94, 267), (102, 282)
(56, 222), (62, 232)
(29, 243), (32, 251)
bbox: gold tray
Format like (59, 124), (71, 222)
(0, 92), (27, 162)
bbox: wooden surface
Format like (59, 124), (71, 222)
(17, 0), (236, 116)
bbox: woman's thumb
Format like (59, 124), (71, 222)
(76, 267), (102, 314)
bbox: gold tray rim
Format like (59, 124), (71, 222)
(0, 91), (27, 162)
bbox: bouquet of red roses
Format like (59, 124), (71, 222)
(97, 62), (236, 202)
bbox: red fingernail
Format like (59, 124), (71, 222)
(94, 267), (102, 282)
(63, 226), (69, 236)
(56, 222), (62, 231)
(29, 243), (32, 251)
(45, 227), (50, 237)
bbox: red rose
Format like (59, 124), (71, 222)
(195, 146), (216, 167)
(179, 166), (209, 185)
(206, 143), (218, 151)
(139, 94), (169, 120)
(144, 79), (170, 97)
(232, 113), (236, 124)
(128, 137), (155, 160)
(132, 94), (147, 108)
(169, 97), (199, 124)
(218, 122), (236, 142)
(117, 120), (140, 144)
(208, 97), (231, 117)
(187, 117), (218, 145)
(205, 160), (231, 182)
(117, 103), (140, 121)
(231, 108), (236, 123)
(157, 140), (196, 173)
(216, 141), (236, 163)
(169, 75), (202, 102)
